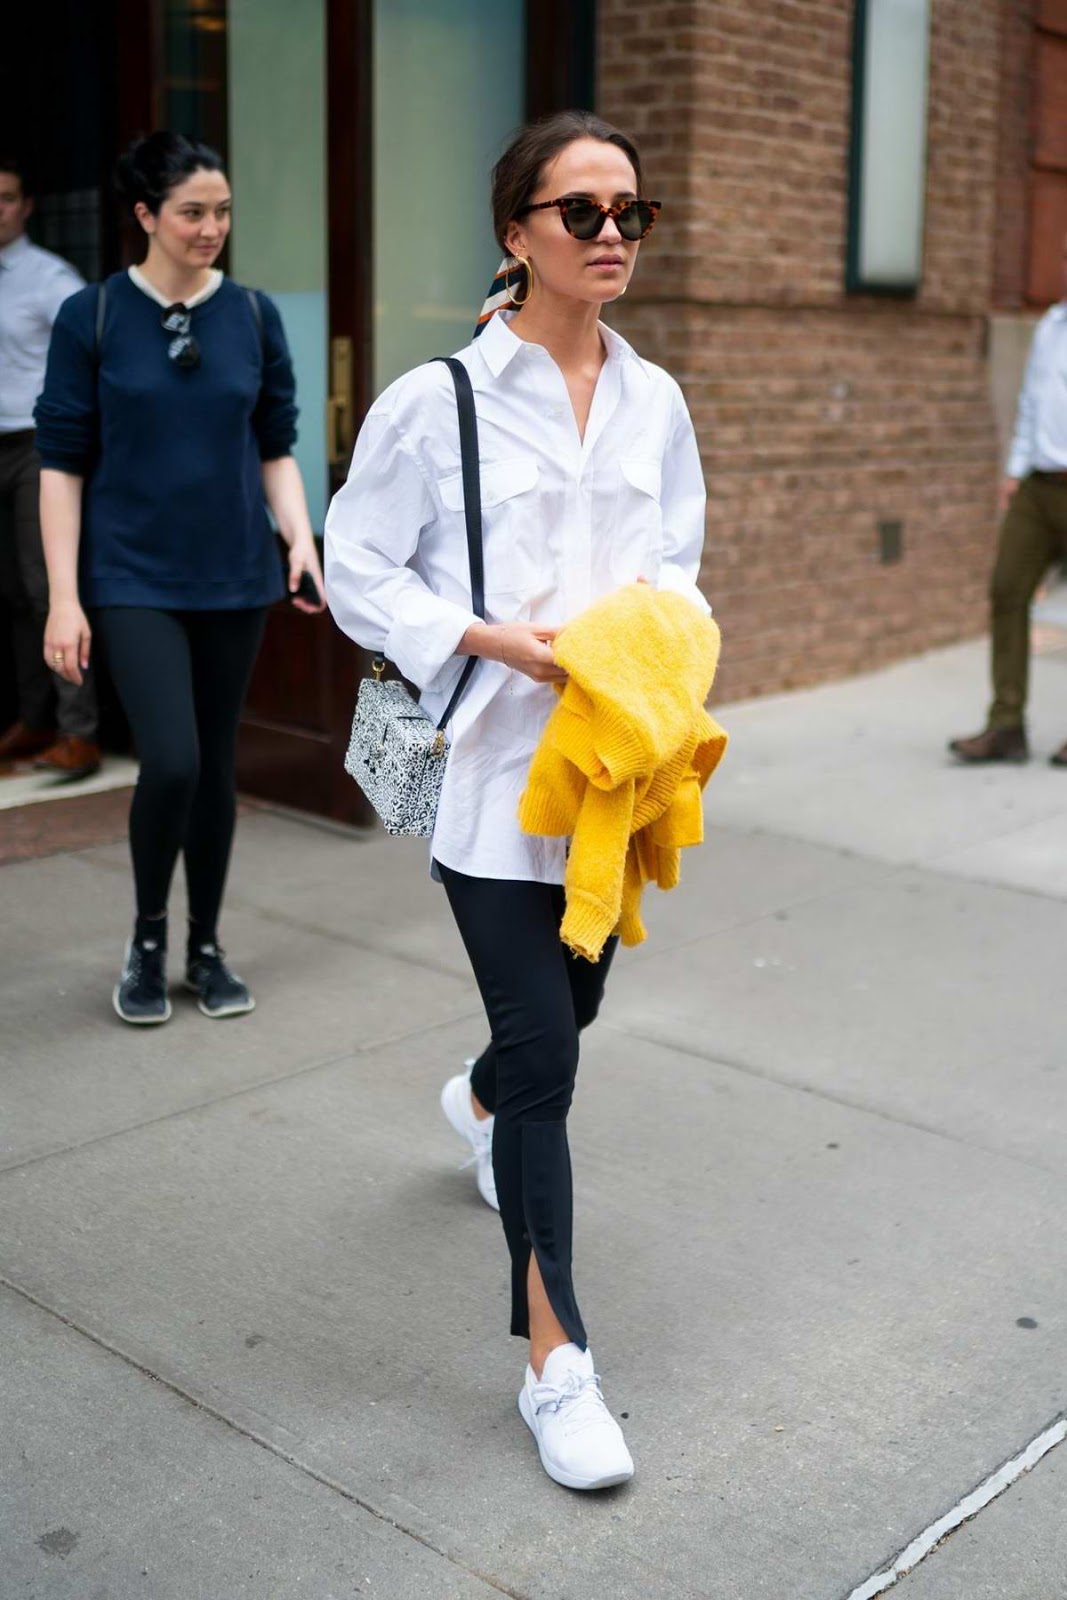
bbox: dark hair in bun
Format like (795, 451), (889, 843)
(115, 131), (225, 217)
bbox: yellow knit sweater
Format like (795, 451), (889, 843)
(518, 584), (728, 960)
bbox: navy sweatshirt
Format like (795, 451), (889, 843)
(34, 272), (297, 610)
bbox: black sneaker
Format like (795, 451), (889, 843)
(185, 943), (255, 1019)
(113, 938), (172, 1025)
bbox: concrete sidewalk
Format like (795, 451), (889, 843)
(2, 635), (1066, 1600)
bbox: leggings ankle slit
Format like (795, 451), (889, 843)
(437, 863), (617, 1350)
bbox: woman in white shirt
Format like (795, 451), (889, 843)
(325, 111), (708, 1492)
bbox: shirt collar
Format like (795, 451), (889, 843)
(597, 318), (643, 373)
(0, 233), (31, 270)
(476, 306), (644, 380)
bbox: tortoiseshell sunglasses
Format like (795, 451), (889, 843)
(518, 197), (662, 242)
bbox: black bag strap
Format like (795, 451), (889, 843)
(373, 355), (484, 734)
(95, 281), (107, 357)
(246, 286), (264, 354)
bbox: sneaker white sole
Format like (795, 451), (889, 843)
(473, 1165), (499, 1212)
(183, 979), (256, 1018)
(112, 986), (172, 1025)
(440, 1074), (499, 1211)
(440, 1073), (480, 1140)
(518, 1387), (635, 1491)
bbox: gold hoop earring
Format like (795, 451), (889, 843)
(505, 255), (534, 307)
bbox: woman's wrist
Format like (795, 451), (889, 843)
(281, 526), (316, 553)
(459, 621), (505, 660)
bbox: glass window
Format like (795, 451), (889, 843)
(160, 0), (228, 152)
(227, 0), (329, 528)
(373, 0), (524, 394)
(847, 0), (932, 293)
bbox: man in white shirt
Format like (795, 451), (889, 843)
(0, 157), (98, 779)
(951, 233), (1067, 767)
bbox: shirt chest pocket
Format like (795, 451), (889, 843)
(611, 457), (665, 582)
(438, 455), (542, 609)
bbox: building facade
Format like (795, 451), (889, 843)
(605, 0), (991, 703)
(2, 1), (1063, 816)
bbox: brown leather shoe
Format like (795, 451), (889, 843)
(1050, 741), (1067, 768)
(33, 736), (102, 781)
(948, 726), (1028, 764)
(0, 720), (55, 763)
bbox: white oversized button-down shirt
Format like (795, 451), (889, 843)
(324, 308), (710, 884)
(1006, 302), (1067, 478)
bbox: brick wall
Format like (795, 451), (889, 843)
(993, 0), (1035, 309)
(598, 0), (1003, 703)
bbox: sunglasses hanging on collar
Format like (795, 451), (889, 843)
(161, 303), (201, 370)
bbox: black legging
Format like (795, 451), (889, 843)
(96, 606), (266, 936)
(437, 863), (618, 1350)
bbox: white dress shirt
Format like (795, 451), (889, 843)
(324, 308), (710, 884)
(0, 233), (84, 433)
(1006, 302), (1067, 478)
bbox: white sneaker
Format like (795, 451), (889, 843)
(518, 1343), (635, 1491)
(440, 1064), (498, 1211)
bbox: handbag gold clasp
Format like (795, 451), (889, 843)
(432, 731), (446, 756)
(372, 657), (385, 682)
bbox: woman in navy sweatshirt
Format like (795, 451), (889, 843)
(35, 131), (326, 1025)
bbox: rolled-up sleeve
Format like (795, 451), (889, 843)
(251, 292), (299, 460)
(324, 406), (479, 692)
(658, 380), (711, 615)
(33, 291), (97, 474)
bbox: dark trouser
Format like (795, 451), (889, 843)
(0, 429), (97, 738)
(988, 471), (1067, 730)
(437, 863), (618, 1350)
(95, 606), (266, 936)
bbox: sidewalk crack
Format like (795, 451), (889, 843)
(841, 1412), (1067, 1599)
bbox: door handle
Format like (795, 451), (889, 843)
(327, 335), (354, 465)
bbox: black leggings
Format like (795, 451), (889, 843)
(96, 606), (266, 937)
(437, 863), (618, 1350)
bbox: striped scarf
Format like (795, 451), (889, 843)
(475, 257), (519, 337)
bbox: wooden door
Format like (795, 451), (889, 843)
(236, 0), (374, 824)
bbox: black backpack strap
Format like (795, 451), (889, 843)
(95, 281), (107, 362)
(246, 286), (263, 352)
(373, 356), (485, 734)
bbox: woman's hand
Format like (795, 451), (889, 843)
(260, 457), (327, 613)
(998, 476), (1020, 516)
(286, 537), (327, 613)
(460, 621), (567, 683)
(44, 600), (92, 686)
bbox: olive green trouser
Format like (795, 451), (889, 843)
(988, 471), (1067, 730)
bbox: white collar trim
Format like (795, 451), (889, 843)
(128, 264), (224, 309)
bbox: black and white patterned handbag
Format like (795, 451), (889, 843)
(344, 357), (485, 837)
